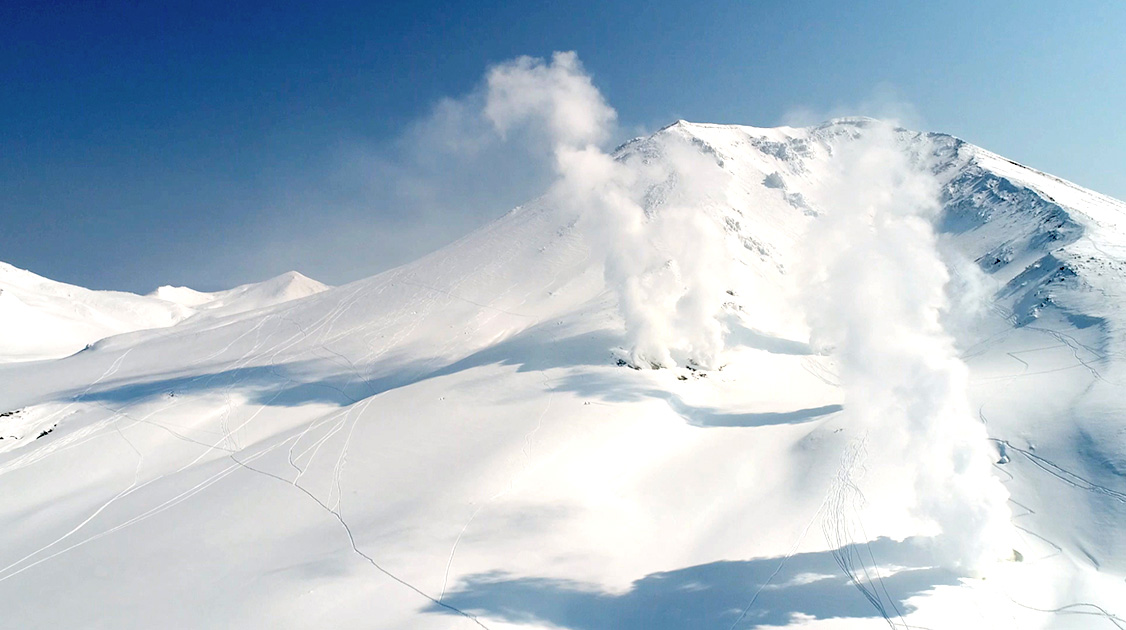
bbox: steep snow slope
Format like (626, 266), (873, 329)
(0, 119), (1123, 629)
(0, 266), (329, 362)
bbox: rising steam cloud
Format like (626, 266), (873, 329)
(484, 52), (730, 368)
(800, 123), (1012, 569)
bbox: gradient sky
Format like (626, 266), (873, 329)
(3, 0), (1124, 292)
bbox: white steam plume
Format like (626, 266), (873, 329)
(484, 52), (730, 368)
(799, 123), (1011, 569)
(485, 52), (616, 148)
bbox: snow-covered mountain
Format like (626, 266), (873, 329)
(0, 266), (328, 362)
(1, 119), (1123, 629)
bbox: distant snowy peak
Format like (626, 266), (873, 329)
(151, 270), (330, 320)
(0, 264), (328, 363)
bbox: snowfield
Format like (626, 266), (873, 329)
(1, 119), (1124, 629)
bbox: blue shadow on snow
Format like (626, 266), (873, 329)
(430, 537), (957, 629)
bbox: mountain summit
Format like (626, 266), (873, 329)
(1, 119), (1123, 629)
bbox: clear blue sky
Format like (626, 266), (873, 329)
(3, 0), (1123, 292)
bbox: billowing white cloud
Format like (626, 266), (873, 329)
(799, 122), (1012, 569)
(484, 52), (730, 368)
(484, 51), (617, 148)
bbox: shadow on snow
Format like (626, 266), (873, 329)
(430, 536), (957, 629)
(73, 321), (840, 429)
(72, 324), (622, 408)
(553, 370), (842, 428)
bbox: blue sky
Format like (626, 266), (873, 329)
(3, 0), (1123, 292)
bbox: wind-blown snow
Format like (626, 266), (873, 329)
(797, 123), (1011, 570)
(484, 54), (731, 368)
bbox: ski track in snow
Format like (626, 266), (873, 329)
(974, 292), (1126, 628)
(438, 364), (557, 603)
(821, 439), (917, 630)
(0, 279), (501, 628)
(728, 472), (834, 630)
(989, 436), (1126, 505)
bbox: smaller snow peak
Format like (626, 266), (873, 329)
(274, 270), (322, 286)
(138, 270), (330, 327)
(152, 271), (327, 307)
(181, 270), (330, 320)
(259, 270), (330, 296)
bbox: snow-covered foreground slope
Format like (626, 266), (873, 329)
(1, 119), (1124, 629)
(0, 266), (328, 362)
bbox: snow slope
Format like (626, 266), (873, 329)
(0, 119), (1123, 629)
(0, 266), (329, 362)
